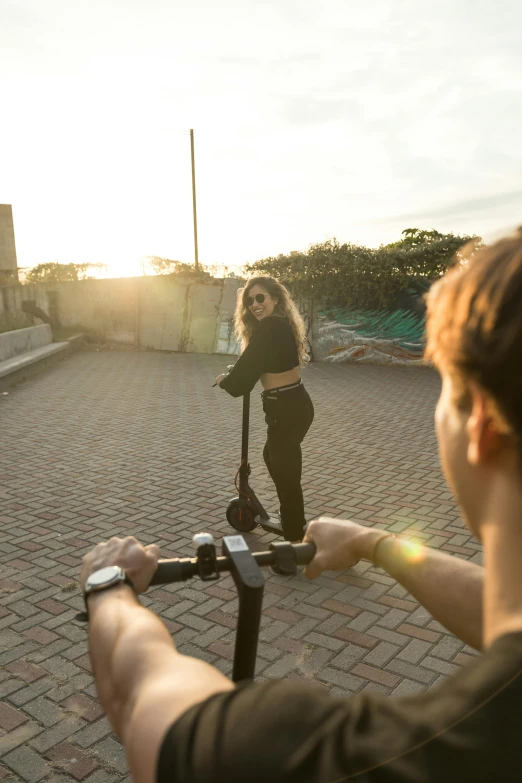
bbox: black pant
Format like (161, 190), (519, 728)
(262, 382), (314, 541)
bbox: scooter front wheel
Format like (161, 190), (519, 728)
(226, 498), (257, 532)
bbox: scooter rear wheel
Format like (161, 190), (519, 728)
(226, 498), (257, 532)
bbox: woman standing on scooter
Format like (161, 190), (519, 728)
(215, 276), (314, 543)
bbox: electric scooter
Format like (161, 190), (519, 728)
(152, 533), (316, 681)
(225, 391), (284, 536)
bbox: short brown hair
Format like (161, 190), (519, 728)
(425, 227), (522, 454)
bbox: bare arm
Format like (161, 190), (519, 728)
(87, 586), (233, 783)
(372, 533), (483, 650)
(81, 539), (234, 783)
(304, 518), (484, 650)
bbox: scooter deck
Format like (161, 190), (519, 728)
(256, 516), (285, 536)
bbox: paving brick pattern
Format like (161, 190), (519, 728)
(0, 352), (482, 782)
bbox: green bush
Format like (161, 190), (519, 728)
(245, 228), (480, 309)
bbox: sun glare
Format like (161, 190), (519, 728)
(402, 540), (426, 564)
(103, 257), (145, 279)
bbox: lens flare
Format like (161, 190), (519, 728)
(402, 540), (425, 563)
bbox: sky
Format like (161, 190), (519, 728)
(1, 0), (522, 278)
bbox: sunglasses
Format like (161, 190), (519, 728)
(245, 293), (267, 307)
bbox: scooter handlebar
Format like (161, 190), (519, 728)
(150, 542), (317, 586)
(292, 542), (317, 565)
(150, 558), (199, 585)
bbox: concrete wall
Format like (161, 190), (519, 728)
(136, 276), (243, 352)
(1, 283), (43, 333)
(0, 275), (246, 354)
(0, 205), (18, 281)
(137, 276), (237, 353)
(0, 324), (53, 362)
(53, 277), (138, 344)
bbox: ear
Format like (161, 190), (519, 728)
(466, 386), (502, 465)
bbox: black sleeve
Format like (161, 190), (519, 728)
(156, 646), (515, 783)
(219, 322), (271, 398)
(156, 680), (348, 783)
(156, 679), (416, 783)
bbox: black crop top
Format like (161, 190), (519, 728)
(219, 316), (299, 398)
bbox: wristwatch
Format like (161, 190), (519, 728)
(84, 566), (134, 608)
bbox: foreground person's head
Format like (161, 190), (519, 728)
(425, 227), (522, 537)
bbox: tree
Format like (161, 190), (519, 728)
(141, 256), (212, 278)
(24, 262), (106, 284)
(245, 229), (480, 310)
(383, 228), (446, 249)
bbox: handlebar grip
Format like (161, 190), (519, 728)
(150, 558), (197, 585)
(293, 542), (316, 565)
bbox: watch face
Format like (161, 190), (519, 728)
(87, 566), (122, 588)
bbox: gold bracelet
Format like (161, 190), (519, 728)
(370, 532), (397, 565)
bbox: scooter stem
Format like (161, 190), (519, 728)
(241, 393), (250, 468)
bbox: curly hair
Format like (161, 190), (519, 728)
(234, 276), (309, 368)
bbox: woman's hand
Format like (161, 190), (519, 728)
(303, 517), (381, 579)
(215, 373), (227, 387)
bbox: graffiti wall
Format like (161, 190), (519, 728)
(313, 306), (426, 366)
(311, 280), (430, 366)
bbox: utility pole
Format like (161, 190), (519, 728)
(190, 129), (199, 273)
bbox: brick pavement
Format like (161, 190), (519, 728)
(0, 352), (482, 782)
